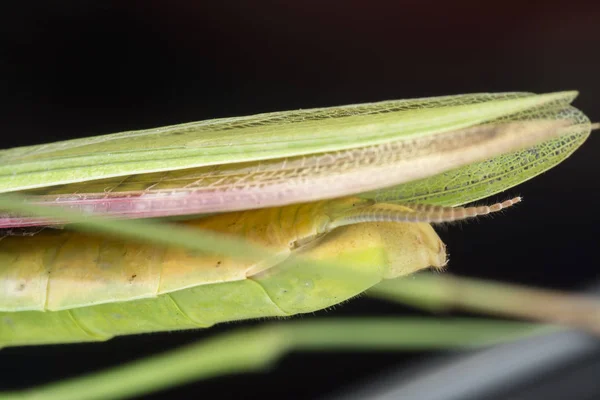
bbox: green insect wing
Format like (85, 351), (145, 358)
(0, 91), (591, 228)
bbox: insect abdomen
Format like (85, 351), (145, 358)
(0, 232), (392, 347)
(0, 278), (287, 347)
(0, 200), (446, 347)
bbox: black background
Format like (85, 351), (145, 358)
(1, 1), (600, 399)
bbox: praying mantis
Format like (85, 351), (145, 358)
(0, 90), (596, 399)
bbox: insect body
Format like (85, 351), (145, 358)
(0, 198), (445, 347)
(0, 91), (593, 348)
(0, 196), (523, 348)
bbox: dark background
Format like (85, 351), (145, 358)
(1, 1), (599, 399)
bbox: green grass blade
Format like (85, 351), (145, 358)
(0, 318), (549, 400)
(369, 274), (600, 334)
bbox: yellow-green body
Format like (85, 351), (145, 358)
(0, 91), (592, 348)
(0, 198), (445, 347)
(0, 91), (595, 400)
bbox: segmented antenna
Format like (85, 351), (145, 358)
(328, 197), (522, 230)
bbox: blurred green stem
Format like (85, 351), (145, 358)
(1, 318), (546, 400)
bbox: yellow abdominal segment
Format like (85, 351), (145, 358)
(0, 198), (445, 313)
